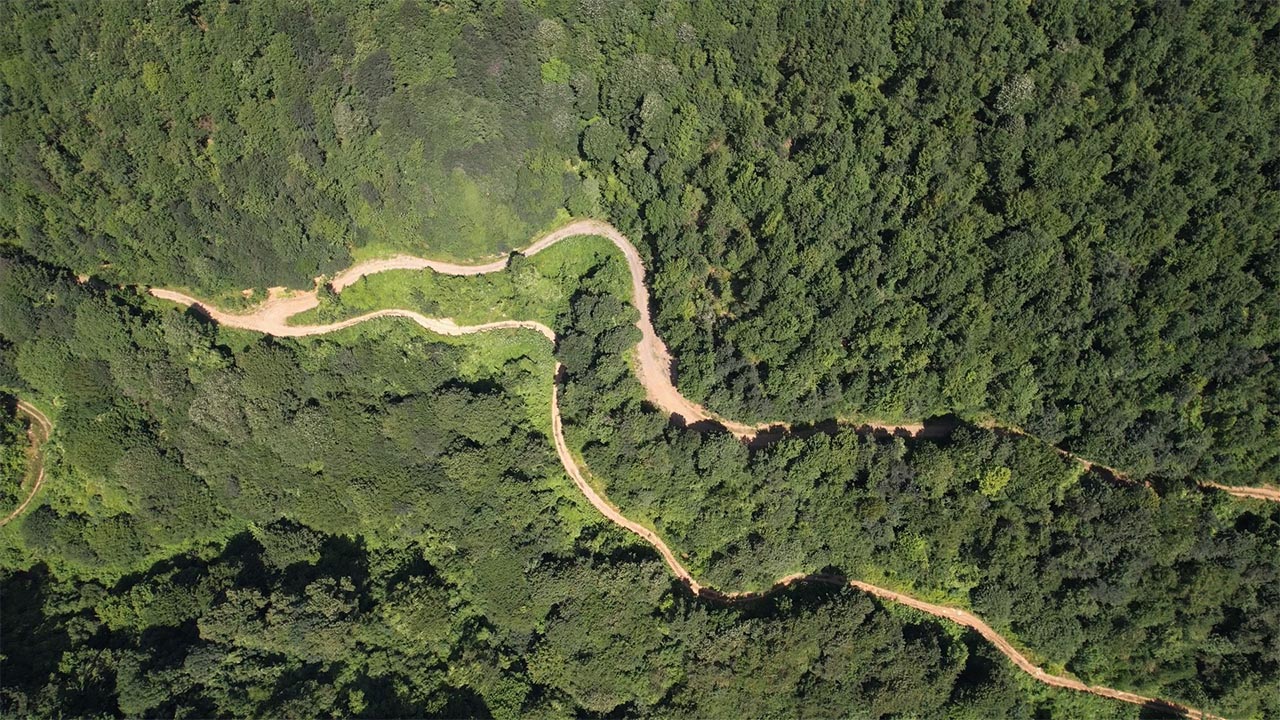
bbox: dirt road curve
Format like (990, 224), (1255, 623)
(1202, 482), (1280, 502)
(2, 400), (52, 526)
(146, 219), (1244, 717)
(842, 579), (1220, 718)
(548, 369), (1219, 720)
(147, 294), (556, 343)
(550, 371), (704, 593)
(152, 220), (920, 439)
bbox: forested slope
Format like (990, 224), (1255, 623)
(0, 0), (585, 291)
(3, 0), (1277, 486)
(608, 0), (1280, 489)
(0, 253), (1128, 717)
(3, 0), (1279, 715)
(555, 285), (1280, 718)
(0, 406), (28, 513)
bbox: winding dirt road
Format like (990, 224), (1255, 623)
(152, 219), (1273, 504)
(547, 373), (1219, 719)
(2, 400), (52, 527)
(145, 221), (1244, 718)
(152, 219), (921, 439)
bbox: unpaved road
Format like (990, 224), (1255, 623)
(547, 363), (1217, 719)
(147, 295), (557, 343)
(152, 219), (919, 439)
(152, 219), (1274, 504)
(1202, 482), (1280, 502)
(840, 578), (1219, 718)
(2, 400), (52, 526)
(148, 222), (1237, 717)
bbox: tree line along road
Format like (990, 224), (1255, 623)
(135, 218), (1271, 718)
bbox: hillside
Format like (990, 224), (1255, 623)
(2, 1), (1278, 717)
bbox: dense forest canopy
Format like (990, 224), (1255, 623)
(0, 406), (28, 512)
(554, 283), (1280, 717)
(3, 0), (1277, 486)
(2, 0), (1279, 716)
(0, 255), (1131, 717)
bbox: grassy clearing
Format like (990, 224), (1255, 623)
(298, 234), (631, 329)
(347, 167), (573, 265)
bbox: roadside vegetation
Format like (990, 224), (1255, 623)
(300, 234), (630, 330)
(0, 253), (1131, 717)
(555, 286), (1280, 718)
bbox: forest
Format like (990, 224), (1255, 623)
(0, 253), (1129, 717)
(0, 406), (28, 513)
(2, 0), (1279, 716)
(3, 0), (1277, 486)
(554, 284), (1279, 717)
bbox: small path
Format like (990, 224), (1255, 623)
(1, 400), (53, 526)
(1202, 482), (1280, 502)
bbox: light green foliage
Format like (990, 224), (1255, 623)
(540, 58), (570, 85)
(0, 0), (583, 291)
(979, 466), (1012, 497)
(302, 234), (628, 335)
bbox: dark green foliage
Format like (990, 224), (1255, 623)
(3, 536), (1132, 719)
(559, 287), (1280, 718)
(0, 255), (1124, 717)
(557, 0), (1280, 487)
(3, 0), (1279, 716)
(0, 398), (27, 511)
(4, 0), (1276, 484)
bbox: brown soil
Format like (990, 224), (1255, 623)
(1202, 482), (1280, 502)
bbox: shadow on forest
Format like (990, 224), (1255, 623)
(1, 564), (72, 694)
(1138, 701), (1207, 719)
(1, 563), (119, 716)
(178, 301), (217, 326)
(671, 566), (1202, 719)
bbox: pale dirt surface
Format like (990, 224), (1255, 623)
(152, 219), (930, 439)
(550, 370), (702, 592)
(1202, 482), (1280, 502)
(2, 400), (52, 526)
(549, 368), (1220, 720)
(142, 219), (1249, 716)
